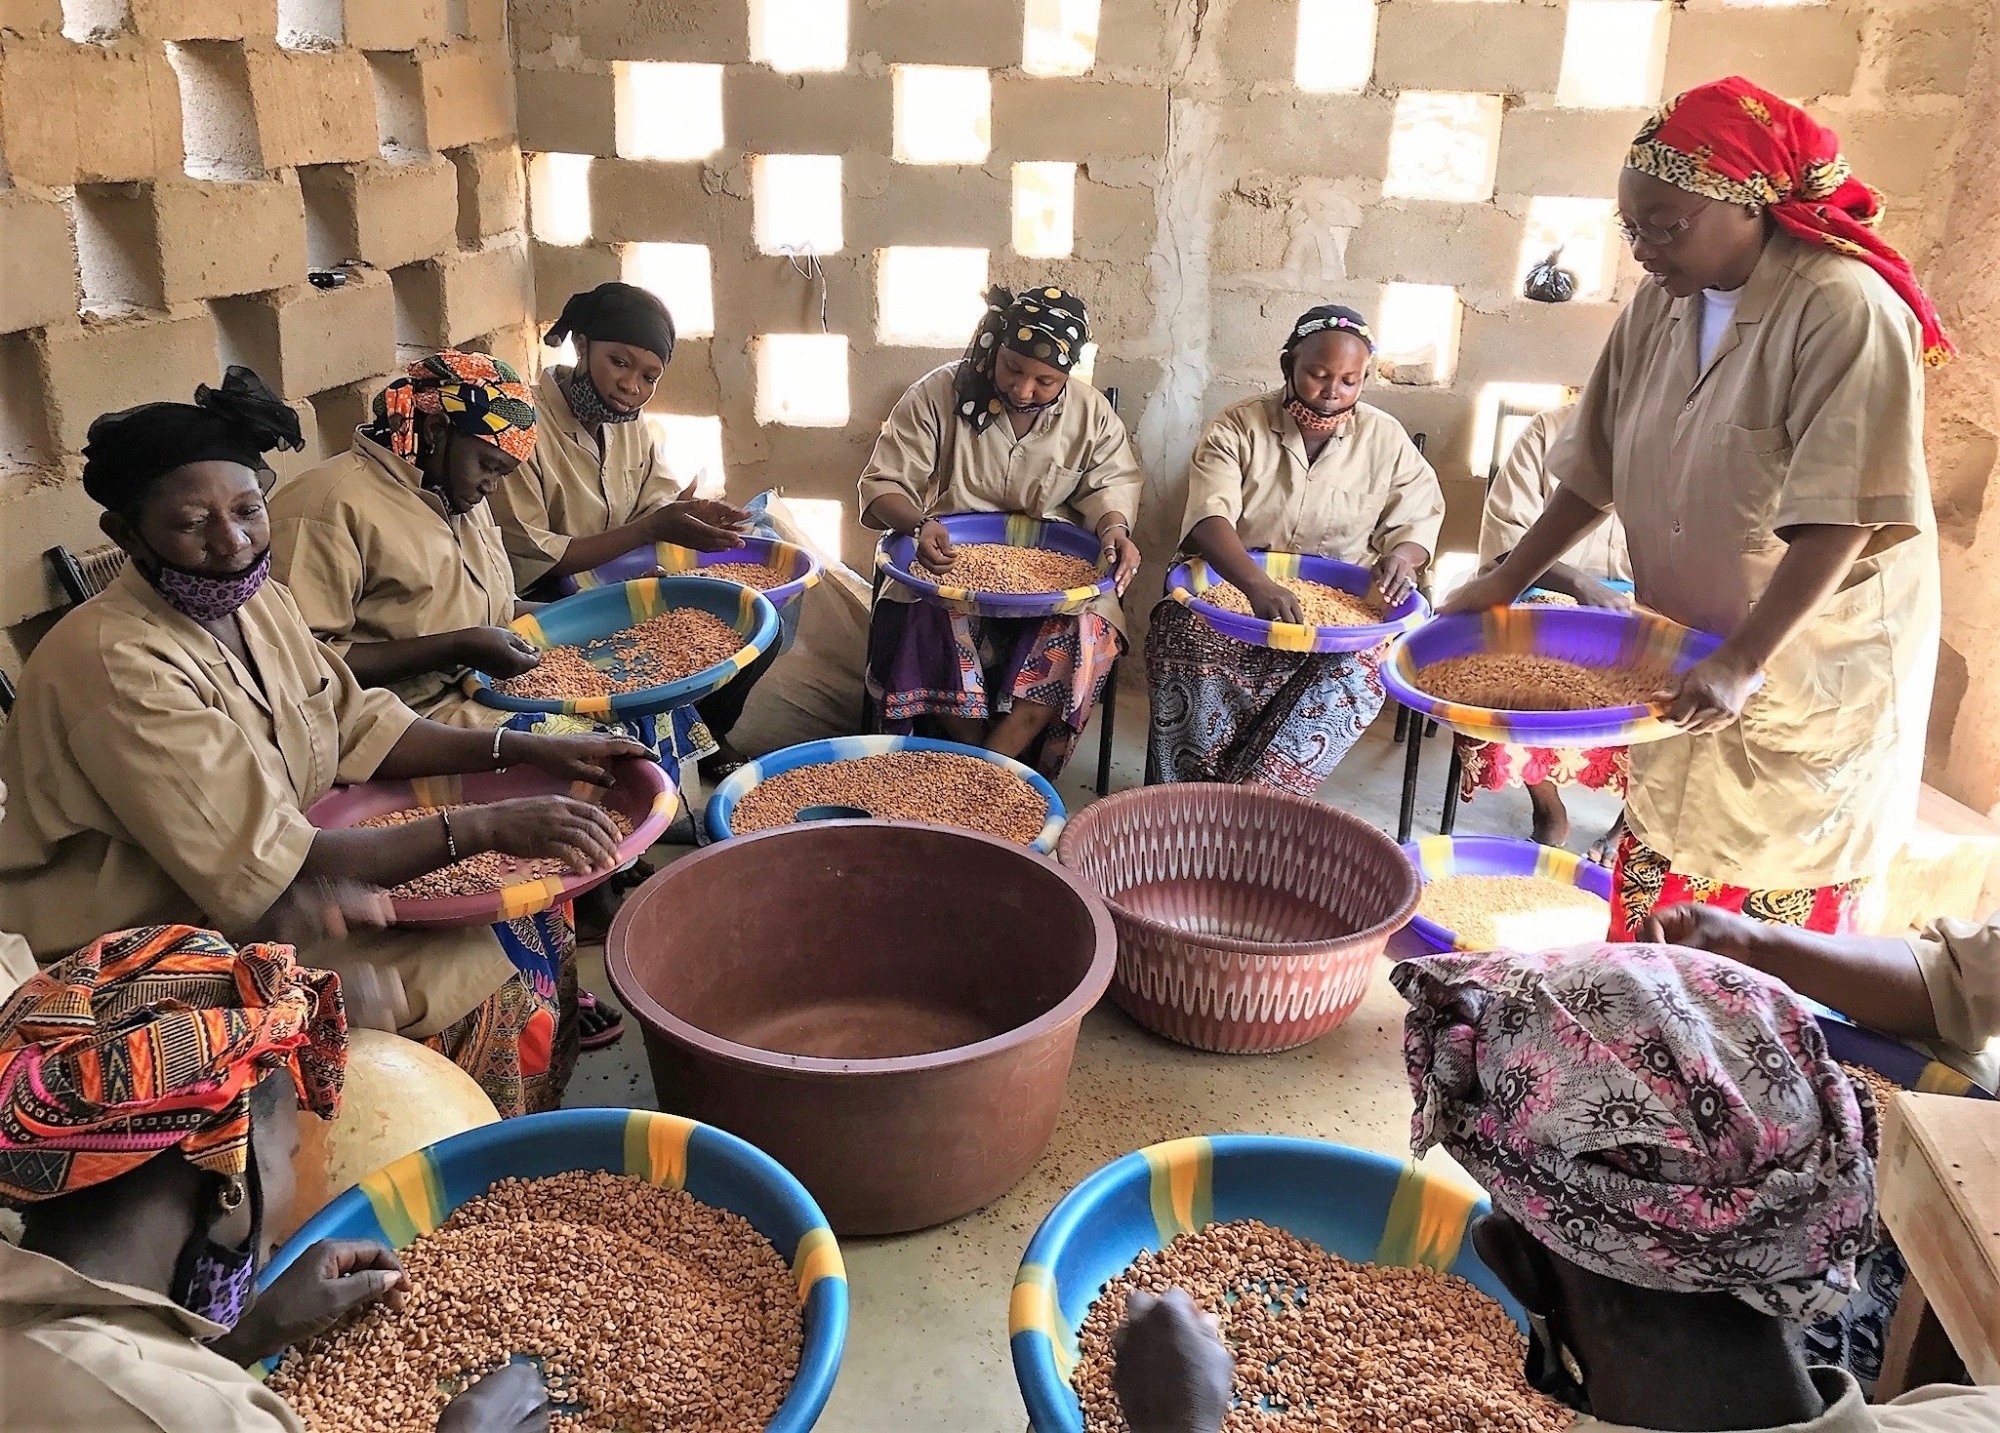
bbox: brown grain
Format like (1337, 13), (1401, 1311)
(266, 1170), (803, 1433)
(1418, 874), (1609, 950)
(1414, 653), (1665, 711)
(729, 750), (1047, 844)
(496, 609), (743, 701)
(1073, 1219), (1570, 1433)
(1204, 578), (1382, 627)
(356, 805), (636, 899)
(937, 543), (1101, 595)
(697, 561), (791, 591)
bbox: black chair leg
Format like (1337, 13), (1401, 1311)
(1096, 663), (1117, 799)
(1440, 744), (1463, 836)
(1397, 703), (1423, 845)
(1394, 705), (1410, 742)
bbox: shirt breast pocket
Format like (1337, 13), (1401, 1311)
(1025, 463), (1085, 520)
(296, 676), (343, 797)
(1708, 423), (1793, 550)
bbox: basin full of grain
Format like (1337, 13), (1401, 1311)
(1416, 872), (1610, 950)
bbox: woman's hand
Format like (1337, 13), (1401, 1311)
(1657, 650), (1761, 735)
(1639, 901), (1760, 961)
(1572, 575), (1634, 612)
(914, 518), (957, 574)
(1439, 568), (1524, 617)
(455, 626), (541, 679)
(1373, 547), (1422, 607)
(438, 1361), (552, 1433)
(459, 796), (628, 874)
(1111, 1288), (1235, 1433)
(1102, 531), (1142, 597)
(1245, 575), (1306, 625)
(508, 731), (655, 786)
(210, 1240), (407, 1365)
(648, 499), (750, 553)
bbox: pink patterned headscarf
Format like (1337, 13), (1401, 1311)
(1391, 944), (1878, 1322)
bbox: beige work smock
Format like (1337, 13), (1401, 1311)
(269, 432), (515, 728)
(0, 566), (513, 1036)
(488, 366), (677, 591)
(857, 361), (1145, 634)
(0, 780), (32, 1003)
(0, 1241), (303, 1433)
(1549, 233), (1940, 888)
(1478, 406), (1631, 582)
(1580, 1368), (2000, 1433)
(1909, 912), (2000, 1092)
(1178, 392), (1445, 564)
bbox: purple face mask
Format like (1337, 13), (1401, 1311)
(145, 548), (271, 623)
(179, 1163), (264, 1336)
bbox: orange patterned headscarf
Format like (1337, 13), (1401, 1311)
(0, 926), (347, 1203)
(1627, 76), (1953, 366)
(369, 350), (540, 463)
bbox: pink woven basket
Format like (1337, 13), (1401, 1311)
(1056, 784), (1421, 1054)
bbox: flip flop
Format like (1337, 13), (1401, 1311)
(578, 989), (626, 1050)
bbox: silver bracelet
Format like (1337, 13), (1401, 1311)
(491, 725), (507, 768)
(440, 808), (460, 862)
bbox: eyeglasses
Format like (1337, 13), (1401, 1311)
(1618, 199), (1711, 248)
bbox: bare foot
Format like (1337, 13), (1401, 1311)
(1527, 781), (1570, 848)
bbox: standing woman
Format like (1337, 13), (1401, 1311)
(859, 285), (1142, 777)
(1447, 76), (1946, 939)
(488, 282), (762, 777)
(1146, 305), (1444, 792)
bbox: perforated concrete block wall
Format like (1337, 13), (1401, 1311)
(0, 2), (532, 653)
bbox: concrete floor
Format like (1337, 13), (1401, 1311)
(564, 704), (1622, 1432)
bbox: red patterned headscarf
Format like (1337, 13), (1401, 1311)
(0, 926), (348, 1203)
(369, 350), (540, 464)
(1627, 76), (1953, 366)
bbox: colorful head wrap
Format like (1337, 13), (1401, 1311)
(1282, 303), (1374, 362)
(1391, 943), (1878, 1323)
(81, 367), (304, 512)
(368, 350), (539, 465)
(953, 284), (1090, 434)
(0, 925), (347, 1204)
(1627, 76), (1953, 365)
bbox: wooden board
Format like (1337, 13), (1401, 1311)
(1879, 1091), (2000, 1385)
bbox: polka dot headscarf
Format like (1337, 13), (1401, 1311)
(951, 284), (1090, 433)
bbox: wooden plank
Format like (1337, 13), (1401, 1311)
(1879, 1092), (2000, 1385)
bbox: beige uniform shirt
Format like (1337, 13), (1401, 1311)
(1550, 234), (1939, 887)
(489, 366), (675, 590)
(1478, 407), (1631, 582)
(1581, 1368), (2000, 1433)
(0, 1241), (303, 1433)
(269, 433), (515, 728)
(0, 567), (512, 1036)
(857, 362), (1144, 633)
(1909, 912), (2000, 1091)
(1179, 392), (1445, 563)
(0, 780), (33, 1003)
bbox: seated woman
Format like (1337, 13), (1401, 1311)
(488, 282), (765, 778)
(1457, 401), (1634, 853)
(0, 370), (647, 1118)
(1147, 305), (1443, 792)
(858, 285), (1141, 777)
(0, 925), (548, 1432)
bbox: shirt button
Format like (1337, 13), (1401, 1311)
(1683, 398), (1695, 412)
(1672, 521), (1682, 534)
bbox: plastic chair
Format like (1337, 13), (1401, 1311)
(47, 544), (128, 608)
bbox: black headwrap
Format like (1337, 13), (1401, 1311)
(80, 367), (304, 513)
(952, 285), (1090, 434)
(1280, 304), (1375, 366)
(543, 282), (677, 365)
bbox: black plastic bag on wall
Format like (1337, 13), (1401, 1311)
(1523, 248), (1577, 304)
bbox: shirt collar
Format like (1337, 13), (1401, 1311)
(1667, 232), (1792, 328)
(0, 1238), (228, 1341)
(535, 365), (593, 449)
(1576, 1369), (1872, 1433)
(351, 429), (455, 523)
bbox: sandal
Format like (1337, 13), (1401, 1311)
(578, 989), (626, 1051)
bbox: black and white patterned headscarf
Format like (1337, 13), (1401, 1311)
(952, 285), (1089, 433)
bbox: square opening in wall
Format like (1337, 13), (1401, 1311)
(390, 262), (445, 349)
(210, 295), (282, 384)
(1381, 92), (1503, 203)
(0, 333), (55, 473)
(60, 0), (127, 42)
(166, 42), (266, 180)
(753, 154), (843, 255)
(1073, 341), (1097, 387)
(893, 66), (991, 166)
(784, 496), (846, 565)
(527, 153), (593, 247)
(1517, 197), (1616, 302)
(1472, 380), (1570, 477)
(71, 185), (164, 314)
(1295, 0), (1377, 94)
(1556, 1), (1668, 110)
(277, 0), (342, 46)
(615, 62), (725, 162)
(1375, 282), (1461, 386)
(877, 247), (989, 347)
(543, 334), (577, 372)
(755, 333), (849, 427)
(366, 51), (429, 159)
(1022, 0), (1100, 77)
(1012, 161), (1076, 258)
(623, 243), (715, 338)
(646, 413), (727, 498)
(751, 0), (847, 72)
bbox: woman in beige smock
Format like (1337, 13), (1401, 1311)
(1447, 77), (1948, 941)
(1146, 304), (1444, 792)
(859, 285), (1142, 777)
(0, 370), (645, 1117)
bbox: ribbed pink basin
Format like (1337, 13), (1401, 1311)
(1056, 785), (1420, 1053)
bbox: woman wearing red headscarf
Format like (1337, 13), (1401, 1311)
(1447, 77), (1946, 941)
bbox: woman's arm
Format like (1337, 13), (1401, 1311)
(1190, 516), (1304, 624)
(864, 491), (955, 573)
(340, 632), (482, 688)
(1440, 486), (1608, 614)
(540, 499), (752, 579)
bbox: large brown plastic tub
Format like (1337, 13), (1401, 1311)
(605, 820), (1117, 1235)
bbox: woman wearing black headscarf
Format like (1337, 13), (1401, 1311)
(1146, 304), (1444, 791)
(857, 285), (1143, 777)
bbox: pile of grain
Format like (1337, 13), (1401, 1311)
(357, 805), (636, 899)
(1418, 873), (1609, 950)
(1074, 1219), (1570, 1433)
(267, 1171), (802, 1433)
(1840, 1061), (1901, 1122)
(935, 542), (1101, 594)
(697, 561), (791, 591)
(1414, 653), (1664, 711)
(495, 609), (743, 701)
(729, 751), (1047, 844)
(1204, 577), (1381, 627)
